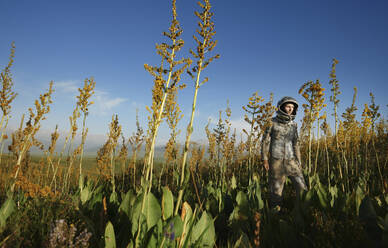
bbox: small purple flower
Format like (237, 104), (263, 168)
(164, 221), (176, 241)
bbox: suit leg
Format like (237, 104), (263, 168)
(269, 158), (286, 208)
(287, 159), (307, 196)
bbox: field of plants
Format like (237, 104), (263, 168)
(0, 0), (387, 247)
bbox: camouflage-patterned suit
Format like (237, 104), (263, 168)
(261, 96), (307, 209)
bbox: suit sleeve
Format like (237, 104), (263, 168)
(261, 122), (272, 161)
(293, 123), (302, 166)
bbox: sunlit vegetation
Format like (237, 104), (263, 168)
(0, 0), (387, 247)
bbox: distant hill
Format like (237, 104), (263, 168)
(2, 129), (211, 160)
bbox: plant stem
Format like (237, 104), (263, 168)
(180, 60), (202, 187)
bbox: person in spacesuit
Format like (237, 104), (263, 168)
(261, 96), (307, 210)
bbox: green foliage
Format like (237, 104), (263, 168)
(162, 186), (174, 220)
(145, 192), (162, 231)
(80, 177), (92, 205)
(0, 197), (15, 230)
(191, 211), (215, 247)
(0, 0), (387, 247)
(105, 221), (116, 248)
(119, 189), (135, 218)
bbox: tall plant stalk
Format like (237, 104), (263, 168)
(136, 1), (189, 246)
(108, 115), (122, 194)
(129, 109), (145, 190)
(11, 82), (54, 192)
(143, 0), (189, 192)
(366, 92), (383, 191)
(176, 0), (219, 214)
(63, 106), (80, 190)
(76, 78), (95, 192)
(300, 80), (326, 176)
(329, 58), (340, 148)
(242, 92), (263, 182)
(0, 42), (17, 165)
(321, 115), (331, 186)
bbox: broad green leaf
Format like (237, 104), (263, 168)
(254, 179), (264, 210)
(146, 233), (157, 248)
(183, 166), (190, 185)
(230, 191), (250, 221)
(375, 196), (383, 207)
(377, 216), (386, 230)
(173, 170), (180, 185)
(317, 188), (328, 209)
(119, 190), (135, 217)
(236, 191), (249, 213)
(257, 195), (264, 210)
(355, 185), (364, 215)
(89, 192), (103, 208)
(162, 186), (173, 220)
(191, 211), (215, 247)
(316, 183), (328, 209)
(206, 182), (215, 195)
(205, 197), (218, 214)
(181, 202), (193, 223)
(156, 219), (163, 238)
(110, 191), (119, 205)
(200, 213), (216, 246)
(233, 235), (243, 248)
(305, 189), (314, 202)
(105, 221), (116, 248)
(145, 192), (161, 231)
(126, 240), (134, 248)
(80, 179), (96, 205)
(217, 188), (224, 212)
(181, 206), (197, 248)
(131, 193), (144, 236)
(228, 206), (241, 222)
(233, 232), (251, 248)
(329, 185), (338, 207)
(171, 215), (184, 237)
(0, 197), (16, 229)
(345, 192), (353, 212)
(80, 185), (91, 205)
(231, 174), (237, 189)
(180, 202), (194, 247)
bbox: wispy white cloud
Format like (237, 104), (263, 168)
(229, 118), (250, 137)
(205, 115), (249, 138)
(55, 80), (79, 94)
(130, 101), (146, 110)
(92, 90), (127, 115)
(55, 80), (128, 116)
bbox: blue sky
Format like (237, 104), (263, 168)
(0, 0), (387, 149)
